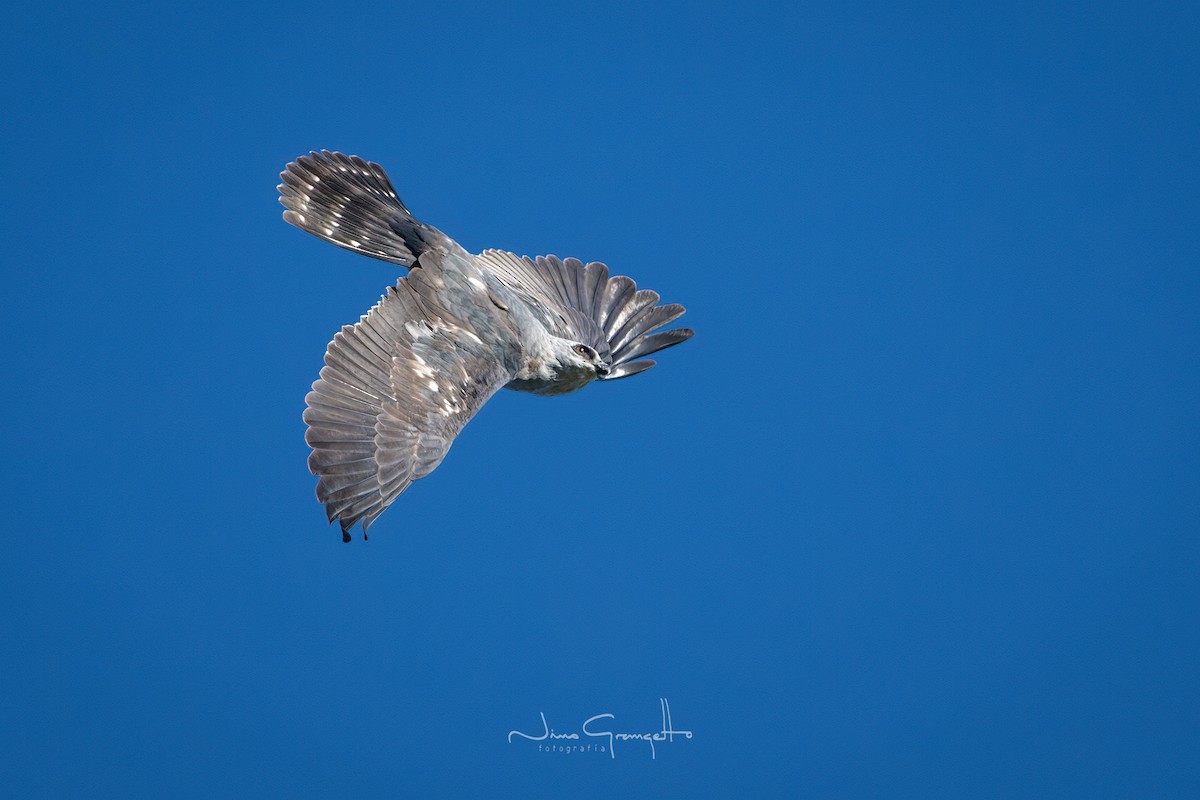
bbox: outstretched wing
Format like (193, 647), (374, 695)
(477, 251), (693, 380)
(303, 277), (514, 539)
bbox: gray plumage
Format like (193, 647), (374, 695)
(280, 151), (693, 540)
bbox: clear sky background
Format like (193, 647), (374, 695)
(3, 1), (1197, 796)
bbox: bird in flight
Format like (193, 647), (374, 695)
(279, 151), (693, 541)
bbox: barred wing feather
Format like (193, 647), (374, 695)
(477, 250), (693, 380)
(303, 278), (513, 538)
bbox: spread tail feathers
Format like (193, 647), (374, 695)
(278, 150), (448, 266)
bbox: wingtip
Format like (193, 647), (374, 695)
(599, 359), (657, 381)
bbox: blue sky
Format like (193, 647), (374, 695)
(3, 0), (1197, 796)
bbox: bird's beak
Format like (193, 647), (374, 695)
(597, 362), (611, 378)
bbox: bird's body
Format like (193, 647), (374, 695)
(279, 151), (692, 540)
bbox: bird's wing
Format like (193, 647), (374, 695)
(303, 274), (515, 539)
(478, 250), (693, 380)
(278, 150), (448, 266)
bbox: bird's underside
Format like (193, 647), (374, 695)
(279, 150), (693, 540)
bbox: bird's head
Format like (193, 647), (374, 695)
(556, 339), (611, 378)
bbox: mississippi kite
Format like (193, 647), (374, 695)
(279, 151), (693, 540)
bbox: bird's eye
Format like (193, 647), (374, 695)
(573, 344), (589, 357)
